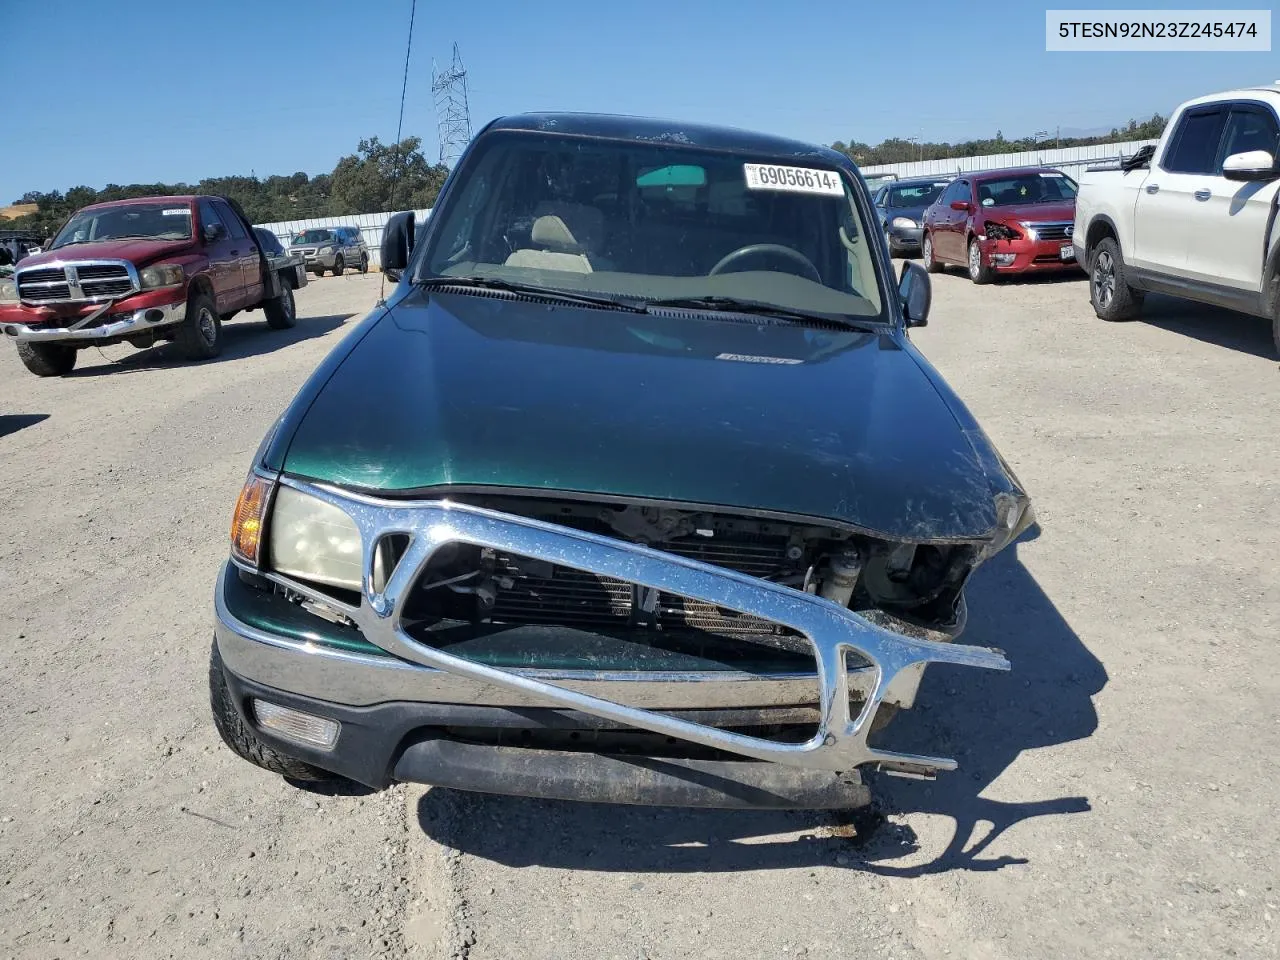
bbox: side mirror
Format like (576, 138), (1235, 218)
(203, 222), (225, 243)
(1222, 150), (1278, 181)
(381, 211), (416, 281)
(949, 200), (970, 211)
(899, 260), (931, 328)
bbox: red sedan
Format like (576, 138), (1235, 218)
(921, 167), (1083, 283)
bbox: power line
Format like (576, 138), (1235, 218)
(389, 0), (417, 212)
(381, 0), (417, 303)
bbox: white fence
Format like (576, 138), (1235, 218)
(254, 209), (433, 268)
(861, 138), (1160, 184)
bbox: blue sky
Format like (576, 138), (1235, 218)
(3, 0), (1274, 202)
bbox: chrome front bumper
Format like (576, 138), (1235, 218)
(224, 476), (1010, 778)
(4, 299), (185, 343)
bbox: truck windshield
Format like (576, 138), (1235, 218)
(977, 173), (1078, 207)
(51, 203), (192, 248)
(420, 130), (885, 321)
(292, 230), (334, 245)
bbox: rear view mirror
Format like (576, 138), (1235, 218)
(1222, 150), (1278, 181)
(899, 260), (931, 328)
(381, 211), (416, 280)
(949, 200), (970, 212)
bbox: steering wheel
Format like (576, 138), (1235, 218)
(709, 244), (822, 283)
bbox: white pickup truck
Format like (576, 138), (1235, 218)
(1072, 83), (1280, 355)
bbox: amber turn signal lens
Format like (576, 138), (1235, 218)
(231, 474), (274, 566)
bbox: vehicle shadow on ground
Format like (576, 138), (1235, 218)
(1137, 293), (1275, 360)
(0, 413), (49, 439)
(930, 268), (1086, 287)
(65, 313), (353, 377)
(415, 530), (1105, 875)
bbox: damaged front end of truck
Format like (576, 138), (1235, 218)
(209, 112), (1035, 809)
(213, 445), (1032, 807)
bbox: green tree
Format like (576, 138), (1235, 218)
(328, 136), (449, 215)
(3, 132), (453, 234)
(831, 114), (1168, 167)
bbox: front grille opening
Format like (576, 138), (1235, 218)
(398, 542), (817, 675)
(371, 533), (411, 593)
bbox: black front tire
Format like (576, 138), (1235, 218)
(209, 640), (336, 782)
(16, 341), (77, 377)
(264, 282), (297, 329)
(1089, 237), (1143, 321)
(331, 256), (344, 277)
(359, 253), (369, 274)
(922, 232), (943, 274)
(1271, 293), (1279, 359)
(174, 289), (223, 360)
(968, 238), (994, 285)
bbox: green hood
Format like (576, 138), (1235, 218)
(272, 288), (1009, 541)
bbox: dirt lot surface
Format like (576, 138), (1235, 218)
(2, 270), (1277, 960)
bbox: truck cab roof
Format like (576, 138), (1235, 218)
(1179, 82), (1280, 109)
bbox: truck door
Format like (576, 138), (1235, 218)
(1131, 105), (1228, 277)
(215, 199), (263, 307)
(197, 199), (243, 312)
(1185, 104), (1280, 292)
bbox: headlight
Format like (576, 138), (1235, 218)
(318, 245), (334, 255)
(978, 491), (1035, 561)
(268, 485), (363, 591)
(139, 263), (185, 289)
(985, 222), (1021, 242)
(0, 278), (18, 304)
(890, 217), (918, 230)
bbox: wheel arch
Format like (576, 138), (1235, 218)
(187, 274), (215, 302)
(1084, 214), (1120, 262)
(1263, 241), (1280, 318)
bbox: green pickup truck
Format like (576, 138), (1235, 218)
(210, 113), (1032, 810)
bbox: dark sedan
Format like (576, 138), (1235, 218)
(873, 177), (953, 257)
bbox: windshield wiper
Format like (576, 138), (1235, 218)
(418, 275), (645, 312)
(641, 295), (872, 331)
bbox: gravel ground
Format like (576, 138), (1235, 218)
(1, 269), (1276, 959)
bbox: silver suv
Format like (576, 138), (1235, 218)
(289, 226), (369, 277)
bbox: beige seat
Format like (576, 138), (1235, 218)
(504, 203), (605, 273)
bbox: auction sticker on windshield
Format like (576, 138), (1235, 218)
(744, 163), (844, 195)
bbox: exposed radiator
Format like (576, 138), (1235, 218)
(489, 532), (799, 640)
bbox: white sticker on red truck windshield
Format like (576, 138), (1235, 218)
(162, 208), (188, 216)
(744, 163), (843, 195)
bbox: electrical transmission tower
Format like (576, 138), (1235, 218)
(432, 43), (472, 167)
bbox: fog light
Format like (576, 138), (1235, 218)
(252, 699), (339, 749)
(145, 309), (164, 323)
(991, 253), (1017, 266)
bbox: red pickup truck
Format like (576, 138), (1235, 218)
(0, 195), (306, 376)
